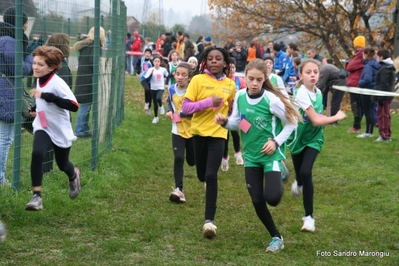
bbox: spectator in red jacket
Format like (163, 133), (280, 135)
(130, 31), (142, 76)
(156, 33), (165, 56)
(346, 36), (366, 133)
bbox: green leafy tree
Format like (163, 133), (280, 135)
(170, 24), (186, 36)
(139, 11), (167, 42)
(139, 21), (167, 43)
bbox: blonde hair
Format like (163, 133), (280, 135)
(87, 26), (106, 47)
(245, 59), (302, 124)
(393, 57), (399, 73)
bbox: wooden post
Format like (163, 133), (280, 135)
(326, 91), (332, 116)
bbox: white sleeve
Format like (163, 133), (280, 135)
(144, 67), (153, 78)
(294, 87), (312, 111)
(269, 94), (297, 146)
(276, 75), (285, 88)
(224, 92), (241, 131)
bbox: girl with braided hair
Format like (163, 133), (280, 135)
(182, 46), (236, 239)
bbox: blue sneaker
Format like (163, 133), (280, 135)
(266, 236), (284, 253)
(281, 162), (289, 182)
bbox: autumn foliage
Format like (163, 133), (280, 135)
(209, 0), (396, 65)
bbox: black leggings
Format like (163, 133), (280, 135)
(361, 95), (374, 134)
(31, 130), (75, 187)
(193, 136), (225, 221)
(150, 90), (164, 117)
(291, 146), (319, 217)
(172, 134), (195, 191)
(330, 90), (345, 117)
(140, 80), (152, 107)
(223, 130), (240, 158)
(350, 93), (363, 129)
(245, 167), (283, 238)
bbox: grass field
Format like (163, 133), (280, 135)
(0, 76), (398, 265)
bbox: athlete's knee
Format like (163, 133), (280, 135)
(265, 193), (282, 207)
(174, 154), (184, 165)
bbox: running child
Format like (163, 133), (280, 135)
(25, 46), (81, 211)
(221, 57), (245, 171)
(144, 55), (169, 124)
(188, 56), (198, 70)
(166, 62), (195, 203)
(288, 59), (346, 232)
(182, 47), (236, 238)
(167, 50), (180, 87)
(215, 59), (302, 253)
(263, 56), (286, 94)
(140, 48), (153, 115)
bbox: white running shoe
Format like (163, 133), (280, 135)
(301, 215), (315, 232)
(169, 187), (186, 203)
(374, 136), (392, 142)
(357, 132), (373, 138)
(144, 102), (149, 111)
(221, 156), (229, 171)
(152, 117), (159, 124)
(159, 106), (165, 115)
(265, 236), (284, 252)
(203, 222), (217, 239)
(291, 180), (303, 198)
(25, 194), (43, 211)
(234, 152), (244, 165)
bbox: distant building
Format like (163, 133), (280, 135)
(127, 16), (140, 33)
(77, 8), (109, 18)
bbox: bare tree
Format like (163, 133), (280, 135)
(209, 0), (395, 65)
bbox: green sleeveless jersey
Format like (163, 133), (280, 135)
(287, 87), (324, 155)
(169, 62), (178, 85)
(236, 91), (287, 164)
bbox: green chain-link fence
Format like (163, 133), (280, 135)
(0, 0), (127, 190)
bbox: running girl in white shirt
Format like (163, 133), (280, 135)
(25, 46), (81, 211)
(144, 55), (169, 124)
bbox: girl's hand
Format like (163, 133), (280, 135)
(212, 96), (224, 107)
(166, 111), (173, 119)
(30, 89), (42, 98)
(334, 110), (347, 121)
(29, 109), (36, 118)
(214, 113), (228, 125)
(261, 138), (277, 155)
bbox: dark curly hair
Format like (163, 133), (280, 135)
(197, 46), (231, 76)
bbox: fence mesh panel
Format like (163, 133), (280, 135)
(0, 0), (126, 189)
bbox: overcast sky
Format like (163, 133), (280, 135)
(126, 0), (210, 26)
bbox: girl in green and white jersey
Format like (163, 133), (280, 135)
(288, 59), (346, 233)
(215, 59), (302, 253)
